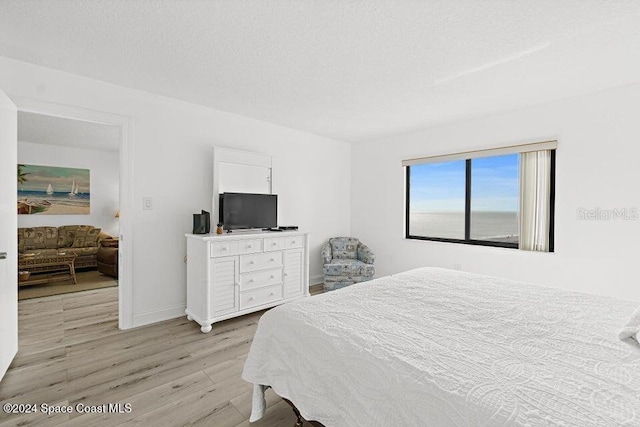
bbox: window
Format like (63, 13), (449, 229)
(408, 160), (466, 240)
(470, 154), (519, 245)
(404, 143), (555, 251)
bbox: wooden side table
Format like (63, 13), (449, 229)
(18, 254), (77, 287)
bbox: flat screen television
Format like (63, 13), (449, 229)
(219, 192), (277, 230)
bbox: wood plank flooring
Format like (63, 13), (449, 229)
(0, 286), (324, 427)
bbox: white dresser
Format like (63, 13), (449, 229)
(185, 231), (310, 333)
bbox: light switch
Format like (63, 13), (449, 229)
(143, 197), (153, 210)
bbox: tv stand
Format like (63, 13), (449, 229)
(185, 230), (310, 333)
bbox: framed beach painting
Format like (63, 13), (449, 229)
(17, 164), (90, 215)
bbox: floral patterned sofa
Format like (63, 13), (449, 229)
(321, 237), (375, 291)
(18, 225), (111, 270)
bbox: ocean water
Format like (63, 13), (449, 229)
(409, 211), (518, 243)
(18, 190), (90, 207)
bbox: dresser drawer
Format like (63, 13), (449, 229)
(238, 239), (263, 254)
(240, 251), (283, 273)
(240, 268), (282, 291)
(285, 235), (304, 249)
(264, 237), (285, 252)
(210, 241), (239, 258)
(240, 284), (283, 310)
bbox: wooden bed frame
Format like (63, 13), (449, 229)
(283, 398), (325, 427)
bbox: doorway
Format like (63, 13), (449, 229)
(12, 97), (133, 329)
(17, 111), (120, 300)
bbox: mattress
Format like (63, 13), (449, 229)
(242, 267), (640, 426)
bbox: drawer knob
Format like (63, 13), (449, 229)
(270, 275), (275, 279)
(222, 247), (228, 251)
(292, 240), (296, 244)
(269, 292), (274, 296)
(249, 279), (255, 283)
(272, 242), (277, 246)
(249, 297), (254, 301)
(270, 258), (275, 262)
(235, 282), (239, 287)
(248, 245), (253, 248)
(284, 273), (288, 277)
(250, 261), (255, 264)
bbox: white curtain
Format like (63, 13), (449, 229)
(519, 150), (552, 251)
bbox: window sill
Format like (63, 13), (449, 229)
(405, 235), (518, 249)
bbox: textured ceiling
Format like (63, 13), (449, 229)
(18, 112), (120, 152)
(1, 1), (640, 142)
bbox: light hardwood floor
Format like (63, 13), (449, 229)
(0, 286), (324, 427)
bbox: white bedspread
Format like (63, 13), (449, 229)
(242, 268), (640, 426)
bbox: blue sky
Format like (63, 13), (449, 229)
(409, 154), (519, 212)
(18, 164), (90, 193)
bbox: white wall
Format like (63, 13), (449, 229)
(352, 83), (640, 301)
(18, 141), (120, 236)
(0, 57), (351, 327)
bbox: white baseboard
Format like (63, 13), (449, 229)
(132, 304), (186, 328)
(310, 274), (324, 285)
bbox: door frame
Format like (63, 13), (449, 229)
(10, 96), (134, 329)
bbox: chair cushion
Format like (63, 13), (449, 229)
(19, 227), (59, 250)
(100, 238), (119, 248)
(72, 226), (102, 248)
(329, 237), (360, 260)
(97, 247), (118, 264)
(323, 276), (373, 291)
(323, 259), (375, 277)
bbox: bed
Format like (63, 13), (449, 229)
(242, 267), (640, 426)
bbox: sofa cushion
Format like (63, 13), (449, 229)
(57, 225), (78, 248)
(323, 259), (375, 277)
(72, 226), (102, 248)
(62, 247), (99, 257)
(329, 237), (360, 260)
(21, 249), (59, 257)
(19, 227), (59, 251)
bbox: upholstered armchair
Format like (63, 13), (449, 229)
(322, 237), (375, 291)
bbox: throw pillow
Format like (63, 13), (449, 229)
(72, 226), (102, 248)
(57, 226), (77, 248)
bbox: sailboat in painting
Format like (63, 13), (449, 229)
(68, 179), (78, 198)
(46, 184), (54, 195)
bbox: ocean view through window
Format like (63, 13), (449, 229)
(470, 154), (519, 244)
(408, 160), (466, 240)
(407, 154), (519, 247)
(404, 142), (555, 251)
